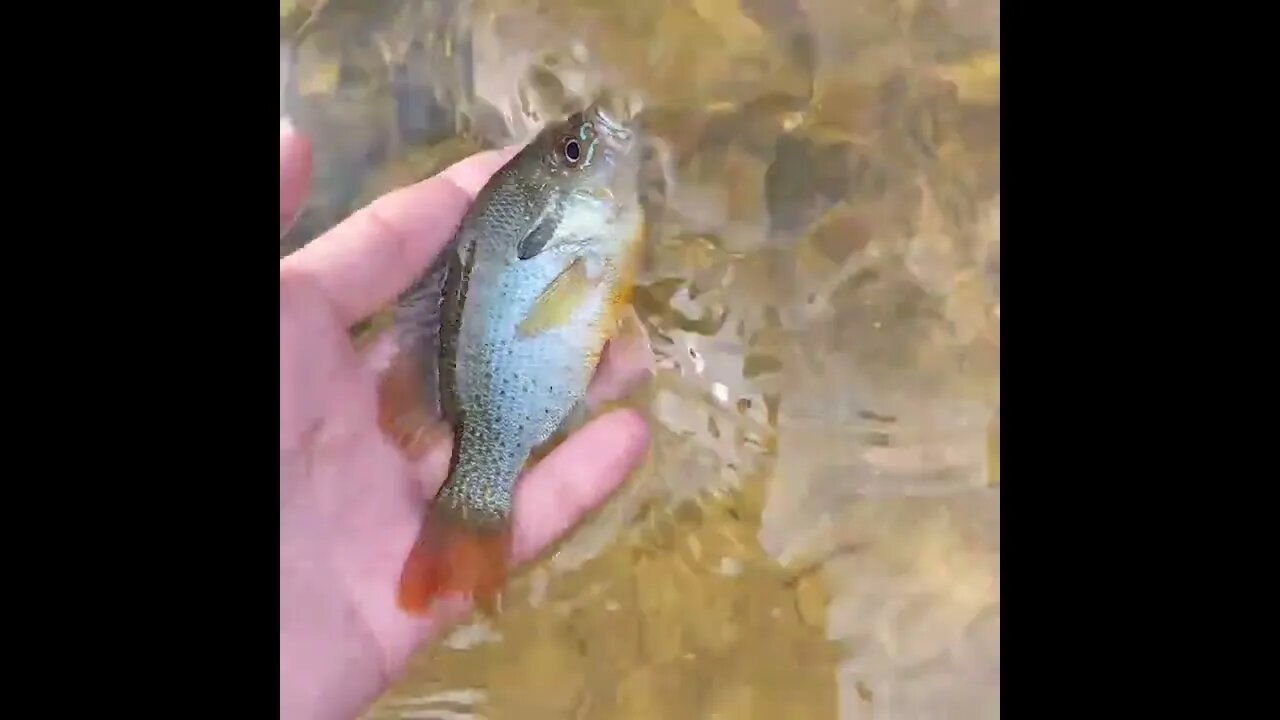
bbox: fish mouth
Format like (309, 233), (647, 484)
(588, 102), (635, 154)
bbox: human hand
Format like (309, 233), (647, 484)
(279, 120), (653, 720)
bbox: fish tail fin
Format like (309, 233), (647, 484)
(397, 509), (512, 617)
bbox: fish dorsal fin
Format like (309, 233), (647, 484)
(374, 254), (452, 459)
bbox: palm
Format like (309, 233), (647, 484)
(279, 124), (651, 720)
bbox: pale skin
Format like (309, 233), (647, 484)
(280, 121), (654, 720)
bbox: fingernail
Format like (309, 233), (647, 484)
(281, 116), (295, 138)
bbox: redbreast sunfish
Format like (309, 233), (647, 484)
(376, 100), (644, 615)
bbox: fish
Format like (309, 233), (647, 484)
(376, 99), (645, 616)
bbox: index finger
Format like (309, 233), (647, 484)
(511, 408), (650, 564)
(280, 146), (518, 327)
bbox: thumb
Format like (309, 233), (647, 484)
(280, 117), (313, 238)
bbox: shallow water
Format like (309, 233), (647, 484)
(280, 0), (999, 717)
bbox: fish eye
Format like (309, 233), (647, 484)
(563, 138), (582, 164)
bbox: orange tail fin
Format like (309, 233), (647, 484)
(397, 510), (512, 617)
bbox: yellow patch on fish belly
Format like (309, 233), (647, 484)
(518, 256), (600, 338)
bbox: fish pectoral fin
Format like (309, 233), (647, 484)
(517, 215), (560, 260)
(518, 256), (601, 337)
